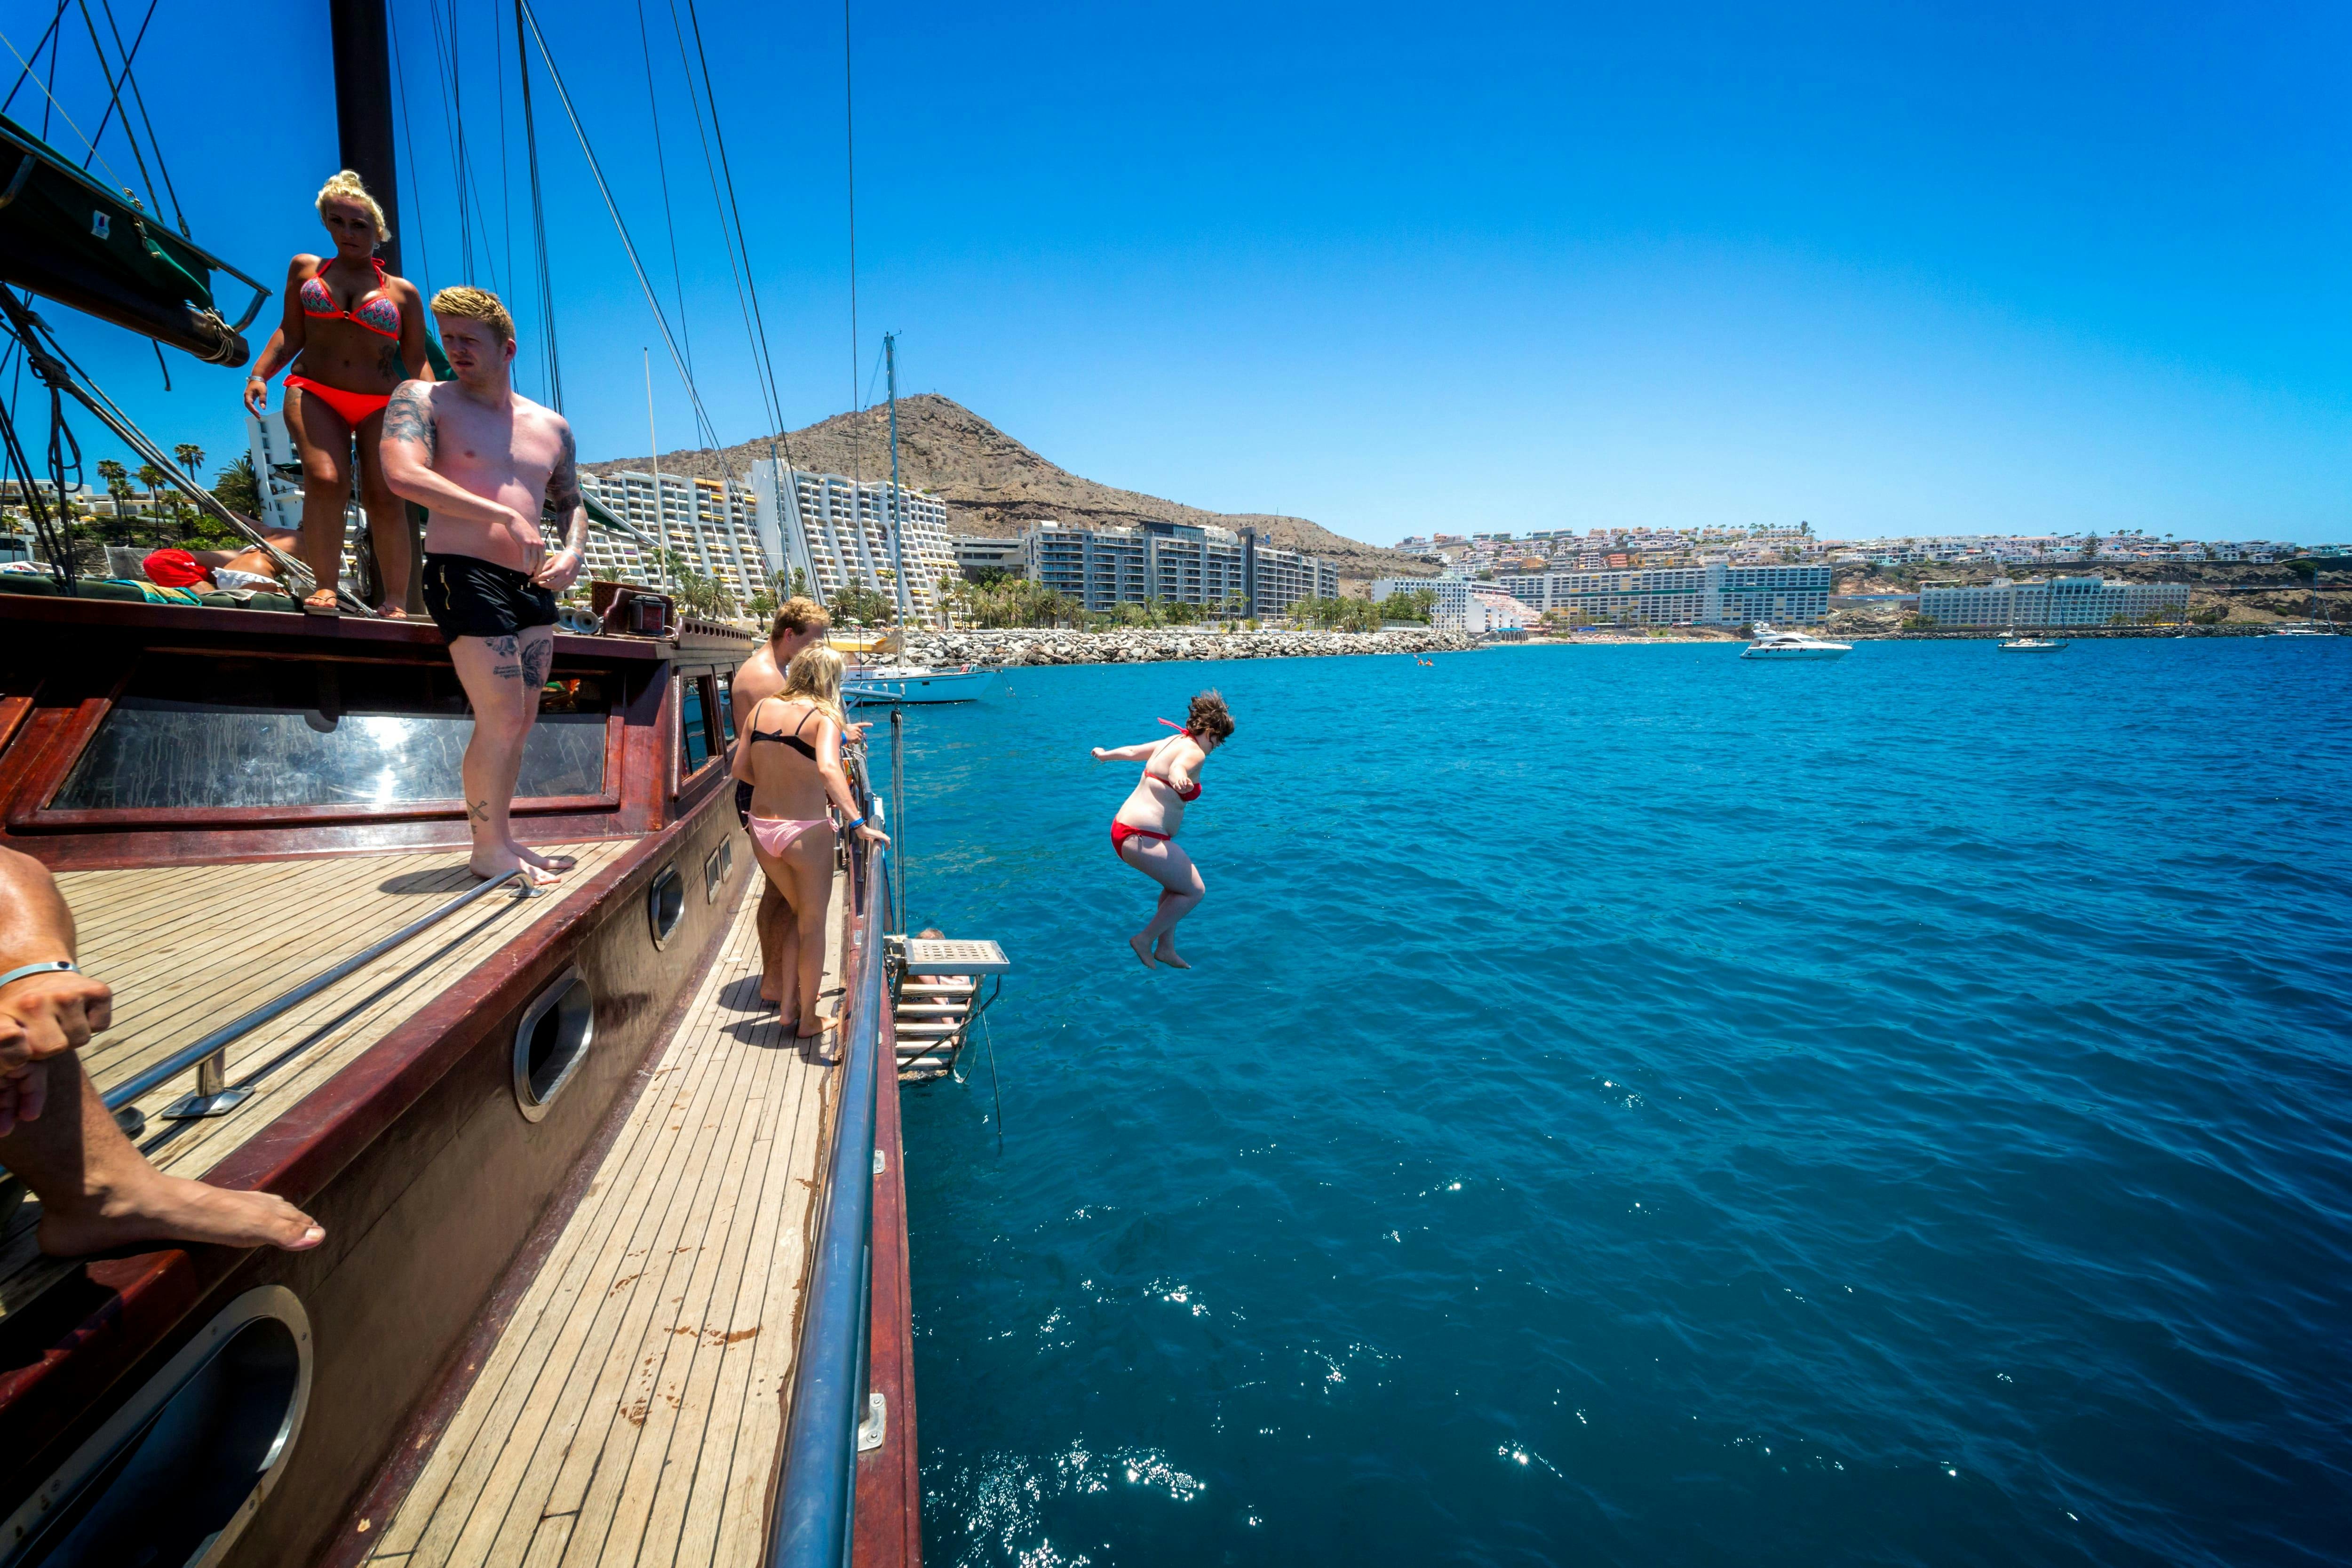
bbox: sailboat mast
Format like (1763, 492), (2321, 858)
(884, 332), (911, 625)
(329, 0), (404, 275)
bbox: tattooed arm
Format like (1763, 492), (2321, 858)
(532, 419), (588, 591)
(377, 383), (530, 530)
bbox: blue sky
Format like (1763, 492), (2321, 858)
(10, 0), (2348, 544)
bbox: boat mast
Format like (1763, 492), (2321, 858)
(883, 332), (912, 626)
(328, 0), (404, 276)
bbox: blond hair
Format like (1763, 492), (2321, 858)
(771, 596), (831, 642)
(429, 285), (515, 344)
(779, 644), (848, 730)
(316, 170), (389, 243)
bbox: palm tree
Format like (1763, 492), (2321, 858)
(94, 459), (134, 544)
(137, 463), (171, 531)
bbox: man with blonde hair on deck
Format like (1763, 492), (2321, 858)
(380, 286), (586, 886)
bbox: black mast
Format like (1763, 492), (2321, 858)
(329, 0), (403, 276)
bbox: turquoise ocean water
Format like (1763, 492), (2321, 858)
(884, 639), (2350, 1568)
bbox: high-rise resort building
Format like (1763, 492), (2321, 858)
(1489, 562), (1833, 626)
(576, 471), (766, 601)
(1019, 521), (1337, 615)
(1917, 575), (2191, 627)
(747, 462), (958, 624)
(952, 535), (1025, 579)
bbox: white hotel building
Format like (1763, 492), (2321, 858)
(1021, 520), (1337, 615)
(1917, 575), (2191, 627)
(1489, 562), (1833, 626)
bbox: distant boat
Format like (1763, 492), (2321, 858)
(1741, 623), (1851, 660)
(843, 664), (1000, 705)
(2270, 624), (2327, 637)
(1997, 629), (2068, 652)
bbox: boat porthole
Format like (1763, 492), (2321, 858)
(704, 838), (732, 903)
(647, 864), (686, 949)
(0, 1284), (313, 1568)
(513, 967), (595, 1122)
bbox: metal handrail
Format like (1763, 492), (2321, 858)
(768, 838), (889, 1568)
(103, 870), (528, 1120)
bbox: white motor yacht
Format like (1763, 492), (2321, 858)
(1741, 623), (1852, 660)
(1997, 629), (2069, 652)
(842, 663), (1001, 705)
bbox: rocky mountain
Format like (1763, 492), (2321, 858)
(584, 394), (1436, 589)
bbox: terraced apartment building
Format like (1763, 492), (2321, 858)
(1491, 562), (1833, 626)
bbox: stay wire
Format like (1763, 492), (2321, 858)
(661, 0), (768, 433)
(71, 0), (158, 217)
(679, 0), (785, 434)
(77, 0), (151, 172)
(635, 0), (694, 382)
(0, 26), (127, 189)
(494, 0), (516, 324)
(91, 0), (180, 233)
(387, 0), (436, 293)
(423, 0), (470, 275)
(0, 0), (69, 115)
(842, 0), (858, 430)
(513, 0), (561, 406)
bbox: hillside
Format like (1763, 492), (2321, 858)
(583, 393), (1435, 589)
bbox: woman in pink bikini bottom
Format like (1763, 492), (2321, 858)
(1090, 691), (1234, 970)
(729, 645), (888, 1037)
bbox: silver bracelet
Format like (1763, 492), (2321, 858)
(0, 959), (77, 991)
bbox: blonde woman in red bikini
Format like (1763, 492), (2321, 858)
(1092, 690), (1235, 970)
(244, 171), (436, 615)
(730, 645), (889, 1037)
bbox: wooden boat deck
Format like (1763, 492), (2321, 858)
(0, 844), (628, 1316)
(352, 869), (839, 1568)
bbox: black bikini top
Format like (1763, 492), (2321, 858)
(750, 701), (822, 761)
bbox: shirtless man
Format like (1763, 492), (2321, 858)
(730, 598), (839, 1003)
(0, 846), (323, 1258)
(378, 287), (585, 885)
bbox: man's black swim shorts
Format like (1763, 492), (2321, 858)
(421, 552), (559, 642)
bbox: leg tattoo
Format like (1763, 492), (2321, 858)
(487, 634), (521, 679)
(519, 637), (552, 688)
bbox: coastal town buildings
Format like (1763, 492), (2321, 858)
(748, 462), (958, 623)
(952, 535), (1024, 578)
(1369, 575), (1538, 633)
(1917, 575), (2193, 627)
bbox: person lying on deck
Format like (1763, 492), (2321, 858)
(142, 544), (288, 595)
(0, 847), (324, 1258)
(1090, 690), (1234, 971)
(730, 645), (888, 1039)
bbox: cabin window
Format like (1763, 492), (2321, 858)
(678, 675), (714, 776)
(714, 672), (738, 743)
(53, 656), (608, 811)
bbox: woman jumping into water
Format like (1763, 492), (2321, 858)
(1091, 691), (1235, 970)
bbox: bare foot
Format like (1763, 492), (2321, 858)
(1128, 933), (1159, 970)
(469, 851), (560, 888)
(38, 1174), (325, 1258)
(379, 605), (408, 621)
(1153, 937), (1192, 970)
(510, 840), (578, 874)
(300, 587), (340, 616)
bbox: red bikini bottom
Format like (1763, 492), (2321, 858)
(286, 374), (392, 426)
(1111, 821), (1170, 857)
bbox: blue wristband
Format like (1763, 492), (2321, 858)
(0, 959), (77, 991)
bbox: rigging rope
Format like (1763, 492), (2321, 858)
(387, 0), (437, 291)
(635, 0), (695, 383)
(516, 0), (717, 447)
(75, 0), (149, 161)
(89, 0), (181, 233)
(513, 0), (562, 407)
(71, 0), (159, 218)
(677, 0), (785, 434)
(0, 0), (70, 115)
(0, 26), (130, 191)
(656, 0), (763, 430)
(842, 0), (859, 432)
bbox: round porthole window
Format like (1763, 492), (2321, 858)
(647, 864), (685, 949)
(513, 967), (595, 1121)
(1, 1285), (313, 1567)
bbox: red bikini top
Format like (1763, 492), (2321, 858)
(1145, 718), (1204, 801)
(300, 258), (401, 341)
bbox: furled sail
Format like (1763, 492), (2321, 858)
(0, 113), (267, 366)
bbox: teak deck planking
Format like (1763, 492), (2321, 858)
(358, 871), (839, 1568)
(0, 844), (626, 1316)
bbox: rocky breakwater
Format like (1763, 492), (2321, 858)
(896, 627), (1477, 667)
